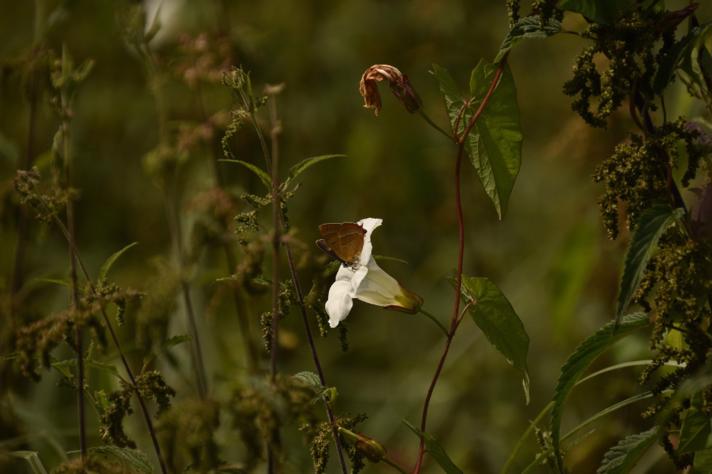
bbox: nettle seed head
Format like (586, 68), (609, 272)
(359, 64), (421, 116)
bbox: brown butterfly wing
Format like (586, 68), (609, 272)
(318, 223), (366, 265)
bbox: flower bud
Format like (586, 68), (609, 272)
(338, 427), (387, 462)
(359, 64), (421, 116)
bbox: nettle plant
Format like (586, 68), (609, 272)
(497, 1), (712, 473)
(5, 0), (712, 473)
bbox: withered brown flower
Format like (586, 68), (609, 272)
(359, 64), (421, 116)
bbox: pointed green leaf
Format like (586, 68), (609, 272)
(10, 451), (48, 474)
(495, 15), (562, 63)
(403, 420), (463, 474)
(163, 334), (191, 349)
(616, 204), (683, 324)
(565, 391), (653, 442)
(550, 312), (649, 473)
(29, 277), (69, 288)
(99, 242), (138, 282)
(679, 408), (712, 454)
(287, 154), (345, 181)
(597, 427), (659, 474)
(430, 63), (468, 139)
(466, 61), (522, 219)
(461, 276), (530, 403)
(219, 159), (272, 189)
(88, 446), (153, 473)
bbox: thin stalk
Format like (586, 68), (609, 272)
(383, 457), (409, 474)
(145, 45), (208, 399)
(267, 92), (282, 474)
(418, 309), (449, 337)
(500, 401), (553, 474)
(51, 214), (168, 474)
(413, 59), (507, 474)
(169, 189), (208, 399)
(198, 85), (258, 372)
(417, 109), (454, 142)
(58, 51), (86, 466)
(283, 242), (349, 474)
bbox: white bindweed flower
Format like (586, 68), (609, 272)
(325, 218), (422, 328)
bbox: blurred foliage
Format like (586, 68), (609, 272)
(2, 0), (712, 473)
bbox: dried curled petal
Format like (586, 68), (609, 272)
(359, 64), (421, 116)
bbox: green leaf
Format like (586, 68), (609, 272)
(461, 276), (530, 403)
(550, 312), (649, 473)
(596, 427), (659, 474)
(287, 154), (345, 181)
(85, 359), (121, 379)
(566, 392), (653, 443)
(616, 204), (683, 324)
(679, 408), (712, 454)
(430, 63), (467, 136)
(557, 0), (636, 25)
(466, 61), (522, 219)
(694, 448), (712, 473)
(29, 277), (69, 288)
(403, 420), (463, 474)
(219, 159), (272, 189)
(495, 15), (562, 63)
(10, 451), (48, 474)
(98, 242), (138, 282)
(88, 446), (153, 473)
(293, 371), (323, 388)
(163, 334), (191, 349)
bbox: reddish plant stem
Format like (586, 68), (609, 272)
(283, 242), (349, 474)
(412, 60), (506, 474)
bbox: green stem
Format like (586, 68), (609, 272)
(417, 109), (454, 141)
(500, 401), (553, 474)
(418, 309), (448, 337)
(382, 457), (409, 474)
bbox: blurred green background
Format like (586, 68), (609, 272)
(2, 0), (711, 472)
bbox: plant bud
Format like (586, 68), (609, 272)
(359, 64), (421, 116)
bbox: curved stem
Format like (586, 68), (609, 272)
(413, 59), (507, 474)
(417, 110), (455, 142)
(418, 309), (449, 337)
(413, 144), (466, 474)
(383, 457), (409, 474)
(500, 401), (553, 474)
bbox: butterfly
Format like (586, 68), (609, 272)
(316, 222), (367, 267)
